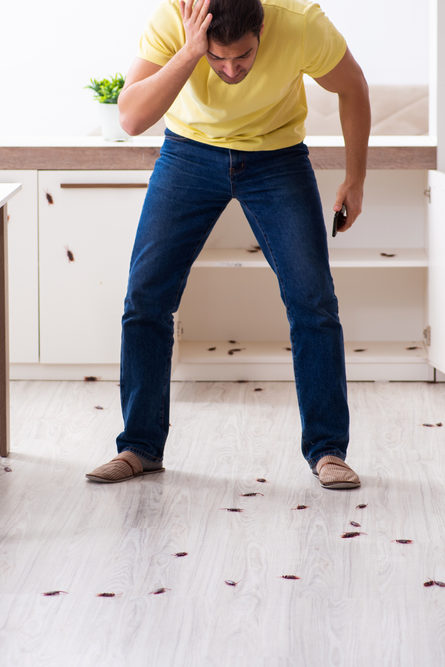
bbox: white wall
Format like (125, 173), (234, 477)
(0, 0), (430, 137)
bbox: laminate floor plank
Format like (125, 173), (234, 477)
(1, 380), (445, 666)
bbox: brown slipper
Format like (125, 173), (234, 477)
(86, 450), (164, 484)
(312, 455), (360, 489)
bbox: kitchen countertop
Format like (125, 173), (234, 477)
(0, 135), (437, 170)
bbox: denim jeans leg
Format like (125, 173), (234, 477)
(234, 143), (349, 469)
(116, 134), (231, 461)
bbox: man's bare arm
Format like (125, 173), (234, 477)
(118, 0), (212, 135)
(314, 48), (371, 231)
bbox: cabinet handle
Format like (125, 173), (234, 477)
(59, 183), (147, 189)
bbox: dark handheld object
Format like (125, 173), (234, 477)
(332, 205), (347, 237)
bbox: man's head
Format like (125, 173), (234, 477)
(206, 0), (264, 84)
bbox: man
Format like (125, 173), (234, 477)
(86, 0), (371, 489)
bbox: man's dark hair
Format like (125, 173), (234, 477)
(207, 0), (264, 44)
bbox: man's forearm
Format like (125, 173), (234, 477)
(118, 47), (201, 135)
(338, 82), (371, 186)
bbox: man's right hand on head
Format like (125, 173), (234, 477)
(179, 0), (213, 60)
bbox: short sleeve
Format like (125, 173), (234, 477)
(302, 3), (347, 79)
(137, 0), (185, 66)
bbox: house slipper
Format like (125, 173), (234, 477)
(86, 450), (164, 483)
(312, 455), (360, 489)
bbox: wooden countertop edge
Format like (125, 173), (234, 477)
(0, 145), (437, 170)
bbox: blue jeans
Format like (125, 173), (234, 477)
(116, 129), (349, 469)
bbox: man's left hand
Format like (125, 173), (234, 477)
(333, 181), (364, 232)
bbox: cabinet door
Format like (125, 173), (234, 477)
(427, 170), (445, 373)
(39, 171), (150, 364)
(0, 170), (39, 363)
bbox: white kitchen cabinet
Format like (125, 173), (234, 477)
(38, 171), (151, 364)
(172, 169), (432, 381)
(0, 170), (38, 364)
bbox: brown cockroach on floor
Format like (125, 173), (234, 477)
(406, 346), (420, 350)
(254, 387), (263, 391)
(84, 376), (98, 382)
(422, 422), (443, 427)
(280, 575), (300, 580)
(220, 507), (244, 512)
(380, 252), (396, 257)
(150, 587), (171, 595)
(392, 539), (413, 544)
(284, 346), (292, 351)
(224, 580), (240, 586)
(65, 247), (75, 262)
(356, 503), (367, 509)
(172, 552), (188, 557)
(354, 348), (367, 352)
(94, 405), (104, 410)
(240, 492), (264, 497)
(46, 192), (54, 205)
(341, 531), (366, 539)
(228, 339), (237, 344)
(228, 348), (245, 355)
(96, 592), (122, 598)
(291, 505), (309, 510)
(256, 478), (267, 483)
(3, 466), (12, 472)
(350, 521), (361, 527)
(42, 590), (68, 596)
(424, 580), (435, 587)
(435, 580), (445, 587)
(207, 346), (216, 351)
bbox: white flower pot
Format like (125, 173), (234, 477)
(98, 102), (129, 141)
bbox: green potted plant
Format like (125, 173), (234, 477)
(85, 73), (128, 141)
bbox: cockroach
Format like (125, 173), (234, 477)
(424, 580), (435, 587)
(284, 346), (292, 351)
(422, 422), (443, 427)
(150, 587), (170, 595)
(94, 405), (104, 410)
(256, 478), (267, 483)
(228, 348), (244, 355)
(406, 346), (420, 350)
(354, 348), (366, 352)
(224, 580), (239, 586)
(380, 252), (396, 257)
(254, 387), (263, 391)
(240, 492), (264, 497)
(46, 192), (54, 205)
(96, 592), (118, 597)
(280, 575), (300, 580)
(435, 580), (445, 587)
(292, 505), (309, 510)
(208, 346), (216, 351)
(228, 340), (237, 344)
(172, 552), (188, 557)
(42, 590), (68, 596)
(220, 507), (244, 512)
(84, 376), (98, 382)
(350, 521), (361, 527)
(356, 504), (367, 509)
(341, 531), (365, 538)
(66, 248), (75, 262)
(3, 466), (12, 472)
(392, 539), (413, 544)
(236, 379), (248, 383)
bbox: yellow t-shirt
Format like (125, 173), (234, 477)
(137, 0), (347, 150)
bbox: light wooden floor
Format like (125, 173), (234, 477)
(2, 380), (445, 666)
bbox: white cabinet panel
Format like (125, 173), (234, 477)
(427, 170), (445, 373)
(39, 171), (150, 364)
(0, 170), (38, 363)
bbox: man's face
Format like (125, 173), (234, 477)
(206, 29), (263, 85)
